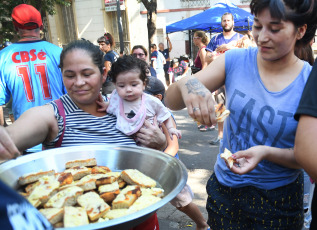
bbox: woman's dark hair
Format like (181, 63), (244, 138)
(59, 39), (104, 74)
(104, 32), (115, 47)
(250, 0), (317, 62)
(109, 55), (148, 83)
(131, 45), (148, 56)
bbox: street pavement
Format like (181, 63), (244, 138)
(157, 108), (219, 229)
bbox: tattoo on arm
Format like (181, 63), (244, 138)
(185, 78), (206, 97)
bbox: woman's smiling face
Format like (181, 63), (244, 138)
(62, 49), (105, 107)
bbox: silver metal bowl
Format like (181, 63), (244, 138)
(0, 145), (188, 230)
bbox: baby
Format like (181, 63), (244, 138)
(97, 55), (181, 140)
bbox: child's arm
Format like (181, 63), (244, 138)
(163, 117), (182, 140)
(161, 119), (179, 157)
(96, 94), (109, 112)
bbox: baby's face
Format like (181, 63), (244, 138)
(115, 71), (145, 102)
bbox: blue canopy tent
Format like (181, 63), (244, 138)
(166, 0), (254, 33)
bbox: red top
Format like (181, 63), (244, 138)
(194, 46), (206, 69)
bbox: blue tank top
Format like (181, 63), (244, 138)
(214, 47), (312, 189)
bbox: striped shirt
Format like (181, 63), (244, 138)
(43, 94), (136, 149)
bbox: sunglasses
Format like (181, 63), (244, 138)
(193, 37), (201, 39)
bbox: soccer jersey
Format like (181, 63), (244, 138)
(151, 50), (165, 75)
(0, 40), (66, 120)
(205, 32), (241, 52)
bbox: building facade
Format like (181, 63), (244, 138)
(46, 0), (251, 60)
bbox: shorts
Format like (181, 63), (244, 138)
(170, 184), (194, 208)
(206, 173), (304, 230)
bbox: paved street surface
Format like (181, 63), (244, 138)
(158, 108), (219, 229)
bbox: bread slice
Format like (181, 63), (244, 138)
(79, 174), (116, 187)
(25, 181), (40, 193)
(215, 103), (225, 117)
(59, 179), (97, 192)
(99, 181), (120, 203)
(53, 222), (64, 228)
(27, 175), (60, 208)
(77, 191), (110, 221)
(56, 172), (73, 186)
(64, 206), (89, 227)
(215, 103), (230, 122)
(140, 187), (164, 198)
(91, 166), (111, 174)
(18, 170), (55, 186)
(121, 169), (156, 188)
(103, 209), (130, 220)
(45, 186), (83, 208)
(112, 185), (141, 209)
(64, 166), (91, 180)
(217, 109), (230, 122)
(65, 158), (97, 169)
(220, 148), (236, 169)
(129, 194), (161, 212)
(39, 208), (64, 225)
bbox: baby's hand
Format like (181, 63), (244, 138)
(168, 127), (182, 140)
(96, 94), (109, 112)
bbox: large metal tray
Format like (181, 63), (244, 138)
(0, 145), (188, 230)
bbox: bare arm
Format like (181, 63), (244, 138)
(161, 119), (179, 157)
(2, 105), (58, 157)
(167, 37), (172, 52)
(104, 61), (111, 76)
(0, 106), (4, 126)
(295, 115), (317, 181)
(165, 54), (226, 126)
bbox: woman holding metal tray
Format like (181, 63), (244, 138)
(0, 39), (170, 229)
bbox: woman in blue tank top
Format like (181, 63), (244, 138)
(165, 0), (317, 229)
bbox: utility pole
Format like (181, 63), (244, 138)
(116, 0), (124, 55)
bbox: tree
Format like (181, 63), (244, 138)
(137, 0), (157, 53)
(0, 0), (71, 44)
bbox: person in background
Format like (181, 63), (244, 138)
(97, 33), (119, 96)
(295, 59), (317, 230)
(165, 0), (317, 228)
(159, 36), (173, 85)
(0, 4), (66, 153)
(144, 76), (210, 230)
(150, 43), (167, 89)
(131, 45), (156, 77)
(205, 12), (243, 145)
(168, 58), (189, 83)
(192, 31), (213, 132)
(192, 31), (208, 72)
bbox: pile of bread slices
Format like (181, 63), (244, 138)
(18, 158), (164, 228)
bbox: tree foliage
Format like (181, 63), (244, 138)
(137, 0), (157, 52)
(0, 0), (71, 44)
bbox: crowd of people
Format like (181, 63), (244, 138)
(1, 0), (317, 230)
